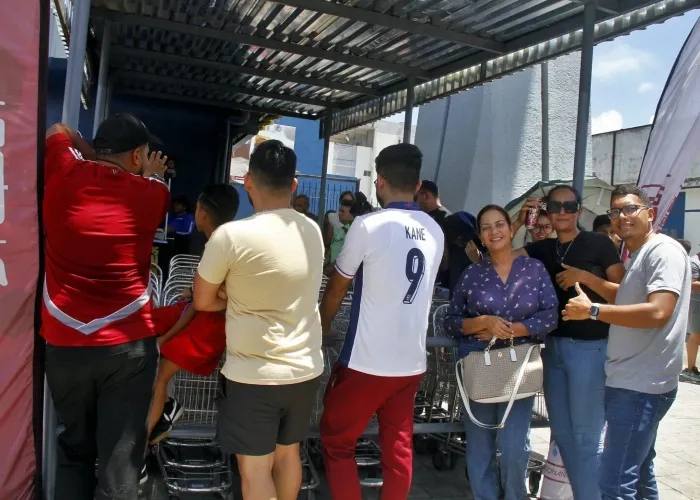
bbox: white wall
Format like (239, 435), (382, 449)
(592, 124), (700, 251)
(415, 52), (589, 214)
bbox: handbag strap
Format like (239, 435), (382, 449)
(455, 344), (537, 430)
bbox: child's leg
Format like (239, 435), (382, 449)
(147, 358), (182, 437)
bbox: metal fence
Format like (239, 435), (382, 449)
(296, 173), (360, 217)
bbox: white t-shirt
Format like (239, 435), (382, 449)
(334, 202), (444, 376)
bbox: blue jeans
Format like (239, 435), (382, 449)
(463, 397), (534, 500)
(542, 336), (607, 499)
(600, 387), (677, 500)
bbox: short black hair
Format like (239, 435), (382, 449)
(678, 239), (692, 254)
(547, 185), (582, 204)
(375, 144), (422, 192)
(198, 184), (240, 228)
(611, 184), (650, 206)
(249, 140), (297, 191)
(592, 214), (612, 232)
(419, 180), (439, 197)
(172, 195), (191, 212)
(295, 193), (310, 202)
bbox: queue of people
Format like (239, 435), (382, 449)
(41, 111), (690, 500)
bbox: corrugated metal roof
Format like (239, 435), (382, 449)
(80, 0), (698, 128)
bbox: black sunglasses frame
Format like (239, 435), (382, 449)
(546, 200), (580, 214)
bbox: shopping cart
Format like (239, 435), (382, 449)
(155, 355), (234, 500)
(306, 311), (383, 491)
(416, 302), (547, 496)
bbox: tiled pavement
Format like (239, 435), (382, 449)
(142, 375), (700, 500)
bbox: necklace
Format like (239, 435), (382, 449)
(556, 232), (579, 266)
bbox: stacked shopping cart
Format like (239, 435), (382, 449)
(153, 255), (234, 500)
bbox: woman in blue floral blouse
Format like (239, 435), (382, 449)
(444, 204), (559, 500)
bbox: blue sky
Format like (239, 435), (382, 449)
(387, 10), (699, 131)
(591, 10), (699, 134)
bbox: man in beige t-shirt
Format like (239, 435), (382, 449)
(193, 140), (324, 500)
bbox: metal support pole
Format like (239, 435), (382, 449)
(61, 0), (91, 129)
(541, 62), (550, 182)
(93, 21), (112, 136)
(572, 1), (596, 195)
(317, 113), (332, 225)
(104, 76), (114, 118)
(403, 77), (415, 144)
(433, 95), (451, 183)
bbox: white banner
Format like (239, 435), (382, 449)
(638, 18), (700, 231)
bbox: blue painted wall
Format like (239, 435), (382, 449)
(662, 192), (685, 239)
(277, 116), (324, 175)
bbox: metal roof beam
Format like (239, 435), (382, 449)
(118, 88), (318, 120)
(110, 46), (377, 96)
(116, 71), (330, 108)
(271, 0), (505, 54)
(569, 0), (620, 15)
(92, 7), (430, 79)
(375, 0), (662, 95)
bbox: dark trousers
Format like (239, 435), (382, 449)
(45, 338), (158, 500)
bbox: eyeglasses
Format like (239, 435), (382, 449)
(534, 224), (552, 233)
(546, 201), (580, 214)
(607, 204), (648, 219)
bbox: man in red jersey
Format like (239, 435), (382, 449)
(42, 114), (169, 500)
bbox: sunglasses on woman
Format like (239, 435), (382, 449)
(546, 201), (580, 214)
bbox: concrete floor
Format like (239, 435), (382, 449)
(141, 375), (700, 500)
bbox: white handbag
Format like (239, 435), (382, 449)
(455, 340), (543, 429)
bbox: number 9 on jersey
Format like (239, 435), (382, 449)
(403, 248), (426, 304)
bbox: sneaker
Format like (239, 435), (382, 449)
(163, 398), (184, 424)
(139, 463), (148, 486)
(682, 367), (700, 377)
(149, 415), (173, 445)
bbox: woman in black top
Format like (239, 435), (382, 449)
(517, 185), (624, 499)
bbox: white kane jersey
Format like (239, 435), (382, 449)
(334, 202), (444, 376)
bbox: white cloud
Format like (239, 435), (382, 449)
(593, 44), (655, 82)
(638, 82), (655, 94)
(592, 110), (624, 134)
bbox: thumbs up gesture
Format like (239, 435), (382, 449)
(562, 282), (593, 321)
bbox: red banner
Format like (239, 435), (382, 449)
(0, 0), (43, 497)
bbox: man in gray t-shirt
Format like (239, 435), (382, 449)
(562, 185), (690, 500)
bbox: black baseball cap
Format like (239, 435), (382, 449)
(93, 113), (161, 155)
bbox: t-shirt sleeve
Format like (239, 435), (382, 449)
(197, 226), (234, 285)
(645, 241), (687, 296)
(44, 133), (83, 184)
(524, 240), (547, 261)
(335, 219), (369, 279)
(594, 233), (622, 270)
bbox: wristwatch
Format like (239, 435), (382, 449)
(589, 303), (600, 321)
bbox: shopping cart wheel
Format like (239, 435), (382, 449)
(412, 434), (437, 455)
(431, 449), (457, 471)
(528, 471), (542, 496)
